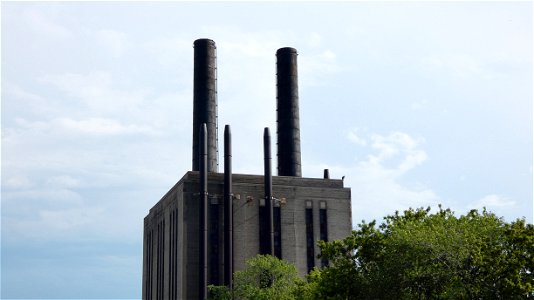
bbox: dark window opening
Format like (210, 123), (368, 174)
(305, 206), (315, 272)
(156, 220), (165, 300)
(259, 200), (281, 258)
(319, 206), (328, 267)
(209, 202), (220, 285)
(145, 230), (153, 300)
(169, 209), (179, 300)
(169, 212), (173, 299)
(259, 204), (268, 255)
(274, 206), (282, 259)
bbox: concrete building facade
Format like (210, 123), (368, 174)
(143, 173), (351, 300)
(142, 39), (352, 300)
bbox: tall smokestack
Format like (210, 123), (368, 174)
(276, 47), (302, 177)
(193, 39), (218, 172)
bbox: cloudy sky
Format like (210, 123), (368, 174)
(1, 1), (532, 299)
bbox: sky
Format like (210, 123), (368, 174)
(1, 1), (532, 299)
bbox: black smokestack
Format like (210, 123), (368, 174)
(276, 47), (302, 177)
(193, 39), (218, 172)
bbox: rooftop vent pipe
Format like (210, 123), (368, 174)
(199, 123), (208, 300)
(192, 39), (218, 172)
(276, 47), (302, 177)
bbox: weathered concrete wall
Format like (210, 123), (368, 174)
(142, 171), (352, 300)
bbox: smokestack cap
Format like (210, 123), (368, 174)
(194, 38), (217, 48)
(276, 47), (298, 55)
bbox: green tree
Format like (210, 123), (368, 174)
(209, 254), (307, 300)
(316, 206), (534, 299)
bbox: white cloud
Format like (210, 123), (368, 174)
(3, 205), (102, 241)
(349, 175), (439, 224)
(3, 176), (33, 189)
(46, 175), (80, 189)
(38, 71), (114, 110)
(38, 208), (98, 232)
(420, 54), (503, 80)
(457, 194), (519, 221)
(472, 194), (516, 208)
(364, 131), (427, 176)
(2, 186), (154, 243)
(210, 27), (284, 59)
(347, 128), (368, 146)
(200, 28), (340, 90)
(23, 9), (71, 38)
(11, 189), (82, 203)
(145, 37), (192, 66)
(39, 71), (155, 120)
(308, 32), (323, 48)
(411, 99), (429, 111)
(56, 117), (157, 136)
(3, 83), (57, 116)
(93, 29), (129, 58)
(5, 83), (45, 103)
(312, 130), (437, 226)
(299, 49), (341, 87)
(9, 117), (159, 138)
(14, 117), (49, 131)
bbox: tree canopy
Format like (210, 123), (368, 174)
(315, 206), (533, 299)
(210, 207), (533, 299)
(209, 254), (307, 300)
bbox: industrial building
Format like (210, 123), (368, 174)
(142, 39), (352, 300)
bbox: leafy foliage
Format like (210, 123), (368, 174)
(316, 206), (534, 299)
(209, 254), (305, 300)
(209, 207), (533, 299)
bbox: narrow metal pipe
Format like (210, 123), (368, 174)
(223, 125), (233, 287)
(199, 123), (208, 300)
(264, 127), (274, 256)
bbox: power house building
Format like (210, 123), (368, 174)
(142, 39), (352, 300)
